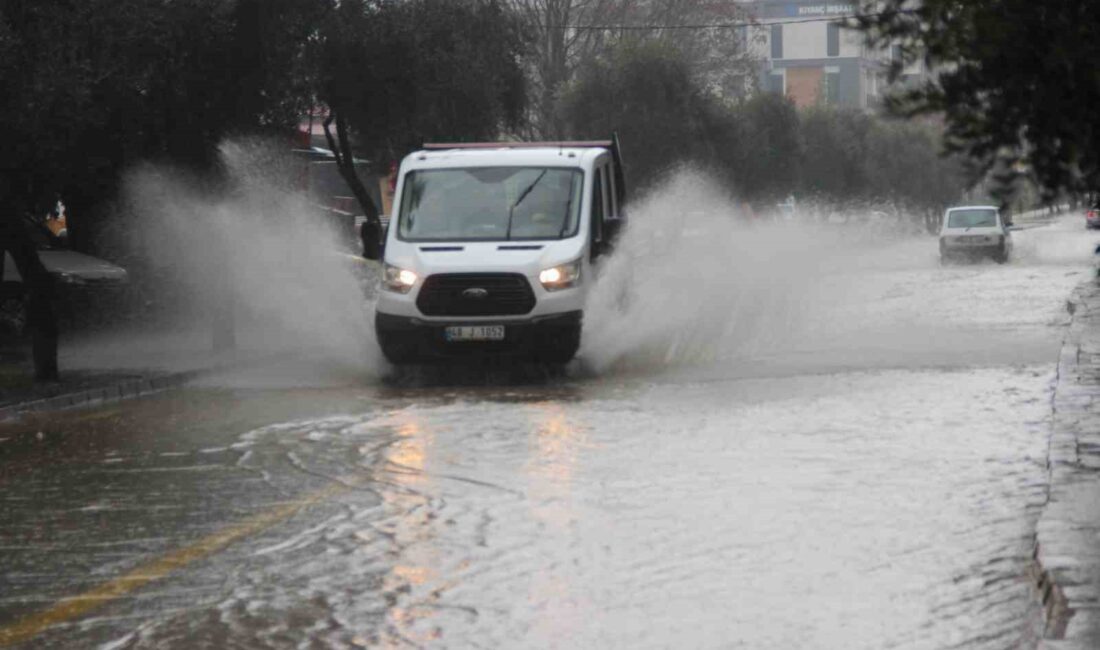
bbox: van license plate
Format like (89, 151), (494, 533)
(444, 326), (505, 342)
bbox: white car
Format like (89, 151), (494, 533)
(939, 206), (1012, 264)
(374, 140), (626, 364)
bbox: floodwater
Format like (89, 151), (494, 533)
(2, 213), (1099, 649)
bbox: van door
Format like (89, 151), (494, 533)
(590, 166), (606, 261)
(590, 163), (615, 261)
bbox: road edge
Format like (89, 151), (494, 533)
(0, 353), (287, 422)
(1033, 279), (1100, 648)
(0, 371), (203, 421)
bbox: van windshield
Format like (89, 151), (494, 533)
(398, 167), (584, 242)
(947, 209), (998, 228)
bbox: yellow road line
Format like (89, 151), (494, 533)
(67, 407), (125, 423)
(0, 483), (345, 647)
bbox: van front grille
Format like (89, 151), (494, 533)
(416, 273), (536, 317)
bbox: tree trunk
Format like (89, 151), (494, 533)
(28, 288), (58, 381)
(323, 110), (383, 260)
(0, 216), (59, 382)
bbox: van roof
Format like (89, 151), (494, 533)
(404, 144), (609, 169)
(423, 140), (613, 150)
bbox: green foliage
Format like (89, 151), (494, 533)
(0, 0), (324, 243)
(799, 108), (965, 209)
(864, 117), (966, 210)
(854, 0), (1100, 198)
(561, 41), (717, 190)
(560, 40), (965, 210)
(732, 94), (804, 201)
(512, 0), (758, 138)
(315, 0), (528, 162)
(800, 107), (869, 198)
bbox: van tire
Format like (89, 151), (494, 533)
(377, 332), (417, 365)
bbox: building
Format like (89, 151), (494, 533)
(740, 1), (927, 110)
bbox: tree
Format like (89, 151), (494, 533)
(0, 0), (323, 243)
(800, 107), (870, 200)
(854, 0), (1100, 199)
(560, 40), (725, 190)
(864, 117), (966, 213)
(511, 0), (758, 138)
(732, 93), (803, 202)
(0, 0), (324, 376)
(313, 0), (528, 256)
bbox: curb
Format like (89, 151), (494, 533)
(0, 369), (205, 422)
(1031, 281), (1100, 647)
(0, 353), (287, 422)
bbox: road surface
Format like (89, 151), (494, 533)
(1, 215), (1098, 649)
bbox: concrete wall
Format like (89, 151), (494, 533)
(755, 57), (866, 108)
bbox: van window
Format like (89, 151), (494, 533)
(397, 167), (583, 242)
(607, 164), (618, 218)
(591, 168), (605, 245)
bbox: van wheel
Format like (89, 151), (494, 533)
(377, 332), (417, 364)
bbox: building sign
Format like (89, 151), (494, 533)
(792, 4), (855, 16)
(751, 2), (857, 19)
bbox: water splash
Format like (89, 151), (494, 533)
(581, 171), (850, 373)
(120, 137), (384, 377)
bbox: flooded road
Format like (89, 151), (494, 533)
(2, 216), (1099, 648)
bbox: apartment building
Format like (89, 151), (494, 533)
(740, 1), (925, 109)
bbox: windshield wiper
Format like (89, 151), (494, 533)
(506, 170), (547, 240)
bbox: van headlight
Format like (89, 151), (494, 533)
(539, 259), (581, 291)
(383, 264), (418, 294)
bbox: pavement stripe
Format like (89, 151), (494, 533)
(0, 484), (345, 647)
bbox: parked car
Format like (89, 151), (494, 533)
(939, 205), (1013, 264)
(2, 249), (128, 286)
(1086, 202), (1100, 229)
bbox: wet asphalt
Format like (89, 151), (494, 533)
(2, 217), (1100, 649)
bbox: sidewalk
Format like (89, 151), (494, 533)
(1035, 278), (1100, 647)
(0, 330), (275, 420)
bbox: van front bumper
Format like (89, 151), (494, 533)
(375, 310), (583, 363)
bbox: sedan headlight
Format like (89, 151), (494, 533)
(383, 263), (418, 294)
(538, 259), (581, 291)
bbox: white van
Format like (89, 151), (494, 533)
(374, 140), (625, 363)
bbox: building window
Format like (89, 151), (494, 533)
(771, 24), (783, 60)
(825, 72), (840, 104)
(768, 72), (784, 95)
(736, 25), (748, 53)
(827, 23), (840, 57)
(892, 45), (903, 63)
